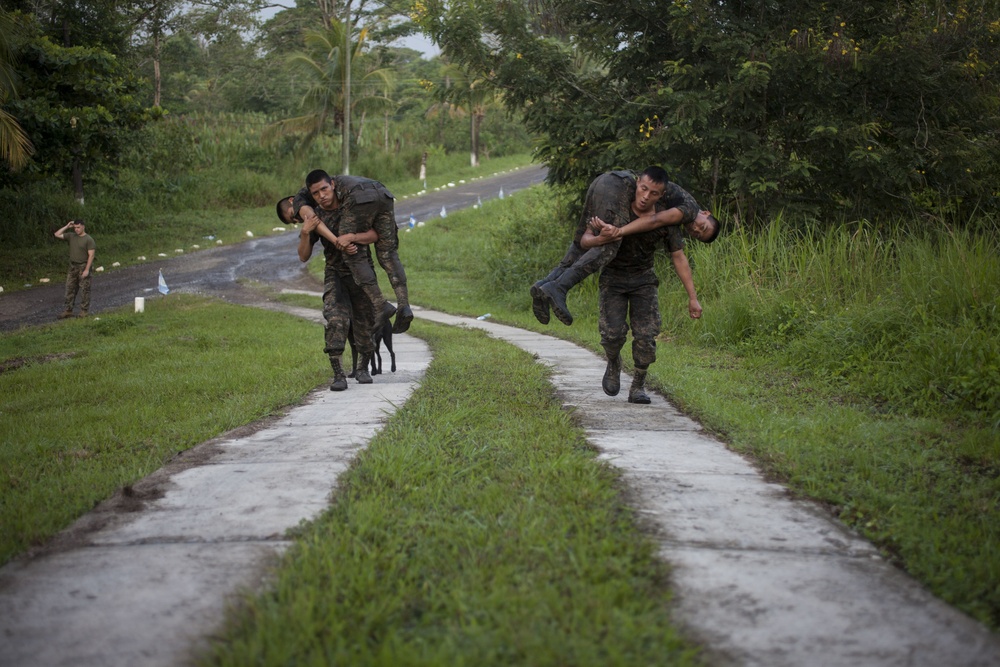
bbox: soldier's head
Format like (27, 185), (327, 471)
(306, 169), (336, 210)
(686, 210), (721, 243)
(275, 196), (298, 225)
(633, 166), (669, 215)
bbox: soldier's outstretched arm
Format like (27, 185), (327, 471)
(670, 249), (702, 319)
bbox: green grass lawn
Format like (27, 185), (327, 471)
(0, 295), (328, 564)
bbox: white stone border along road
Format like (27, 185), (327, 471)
(1, 304), (998, 666)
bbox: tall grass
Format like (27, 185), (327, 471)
(679, 220), (1000, 427)
(0, 111), (534, 249)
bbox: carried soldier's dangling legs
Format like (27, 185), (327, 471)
(531, 171), (636, 326)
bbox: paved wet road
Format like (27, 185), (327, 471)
(0, 165), (547, 332)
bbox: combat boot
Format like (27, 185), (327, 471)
(602, 351), (622, 396)
(530, 263), (572, 325)
(539, 264), (590, 326)
(330, 357), (348, 391)
(373, 297), (396, 333)
(628, 367), (651, 404)
(530, 281), (551, 325)
(393, 305), (414, 333)
(355, 354), (373, 384)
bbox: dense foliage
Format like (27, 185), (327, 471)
(417, 0), (1000, 224)
(0, 1), (532, 246)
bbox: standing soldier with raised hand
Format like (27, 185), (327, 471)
(54, 219), (95, 319)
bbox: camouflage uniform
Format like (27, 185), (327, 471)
(307, 207), (376, 360)
(294, 175), (409, 329)
(539, 171), (699, 287)
(598, 224), (685, 369)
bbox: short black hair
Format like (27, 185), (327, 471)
(702, 214), (722, 244)
(305, 169), (332, 189)
(275, 197), (296, 224)
(639, 166), (670, 186)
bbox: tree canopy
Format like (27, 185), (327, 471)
(416, 0), (1000, 223)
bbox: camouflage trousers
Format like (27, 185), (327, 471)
(341, 193), (408, 295)
(323, 265), (375, 358)
(63, 263), (91, 312)
(598, 270), (661, 368)
(539, 171), (635, 285)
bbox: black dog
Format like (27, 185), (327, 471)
(347, 316), (396, 377)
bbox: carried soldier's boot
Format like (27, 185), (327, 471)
(392, 284), (413, 334)
(330, 356), (348, 392)
(539, 265), (589, 326)
(355, 354), (374, 384)
(602, 350), (622, 396)
(628, 366), (651, 404)
(530, 268), (565, 325)
(529, 282), (550, 324)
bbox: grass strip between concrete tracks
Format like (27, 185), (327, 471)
(0, 295), (328, 565)
(206, 322), (700, 666)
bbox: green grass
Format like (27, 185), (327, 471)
(385, 189), (1000, 630)
(206, 323), (700, 666)
(3, 170), (999, 657)
(0, 295), (328, 564)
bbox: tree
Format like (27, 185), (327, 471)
(430, 61), (497, 167)
(0, 10), (34, 171)
(416, 0), (1000, 223)
(264, 18), (395, 172)
(9, 20), (149, 202)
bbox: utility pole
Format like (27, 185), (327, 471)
(342, 3), (351, 175)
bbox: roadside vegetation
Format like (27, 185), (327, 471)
(0, 150), (532, 291)
(3, 181), (997, 650)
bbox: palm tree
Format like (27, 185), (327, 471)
(263, 20), (395, 174)
(0, 10), (33, 171)
(433, 62), (497, 167)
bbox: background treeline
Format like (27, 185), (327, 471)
(419, 0), (1000, 227)
(0, 0), (532, 247)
